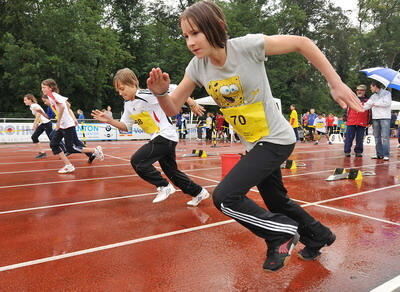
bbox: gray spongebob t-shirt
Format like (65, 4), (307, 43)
(186, 34), (295, 151)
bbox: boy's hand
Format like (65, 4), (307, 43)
(91, 109), (111, 123)
(330, 82), (364, 112)
(189, 103), (205, 116)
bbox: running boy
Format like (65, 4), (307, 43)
(41, 79), (104, 173)
(146, 1), (363, 271)
(314, 113), (332, 145)
(92, 68), (209, 206)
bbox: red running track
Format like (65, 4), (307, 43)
(0, 139), (399, 291)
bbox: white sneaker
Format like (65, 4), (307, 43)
(383, 156), (389, 161)
(187, 188), (210, 207)
(153, 183), (176, 203)
(58, 164), (75, 173)
(94, 146), (104, 161)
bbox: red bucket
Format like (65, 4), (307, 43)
(221, 154), (241, 177)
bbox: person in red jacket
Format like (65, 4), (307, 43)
(326, 113), (335, 136)
(344, 84), (371, 157)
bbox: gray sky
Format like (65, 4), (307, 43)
(332, 0), (359, 24)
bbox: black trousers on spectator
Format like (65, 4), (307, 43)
(131, 135), (202, 197)
(344, 125), (366, 154)
(213, 142), (323, 244)
(31, 122), (53, 143)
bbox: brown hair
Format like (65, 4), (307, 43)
(41, 78), (60, 93)
(24, 94), (37, 103)
(180, 1), (228, 49)
(113, 68), (139, 89)
(371, 80), (383, 89)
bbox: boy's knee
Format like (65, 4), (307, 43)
(212, 185), (228, 210)
(31, 135), (39, 143)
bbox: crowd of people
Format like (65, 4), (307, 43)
(288, 82), (400, 160)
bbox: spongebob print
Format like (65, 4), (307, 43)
(206, 76), (244, 107)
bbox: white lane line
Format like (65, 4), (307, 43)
(370, 275), (400, 292)
(1, 189), (399, 272)
(0, 219), (235, 272)
(310, 203), (400, 226)
(0, 175), (136, 189)
(293, 197), (400, 226)
(0, 184), (218, 215)
(301, 184), (400, 207)
(0, 163), (129, 175)
(0, 167), (221, 189)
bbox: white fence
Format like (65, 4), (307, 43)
(0, 119), (199, 143)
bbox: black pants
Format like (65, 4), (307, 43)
(344, 125), (366, 154)
(50, 126), (86, 155)
(131, 135), (202, 197)
(213, 142), (323, 244)
(293, 127), (299, 141)
(31, 122), (53, 143)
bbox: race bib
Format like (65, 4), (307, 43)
(221, 102), (269, 142)
(130, 112), (159, 134)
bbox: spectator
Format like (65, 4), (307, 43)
(307, 108), (317, 141)
(289, 104), (299, 141)
(105, 105), (113, 119)
(343, 84), (370, 157)
(363, 80), (392, 161)
(77, 109), (85, 120)
(326, 113), (334, 136)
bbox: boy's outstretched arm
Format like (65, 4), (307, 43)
(91, 109), (128, 132)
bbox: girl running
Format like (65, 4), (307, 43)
(23, 94), (52, 158)
(41, 79), (104, 173)
(147, 1), (363, 271)
(92, 68), (209, 206)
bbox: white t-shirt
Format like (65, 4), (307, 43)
(30, 103), (50, 124)
(120, 90), (179, 142)
(48, 92), (76, 129)
(185, 34), (295, 151)
(314, 117), (327, 133)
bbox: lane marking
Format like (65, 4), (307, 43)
(0, 220), (235, 272)
(301, 184), (400, 207)
(0, 163), (129, 175)
(0, 184), (218, 215)
(370, 275), (400, 292)
(0, 167), (221, 189)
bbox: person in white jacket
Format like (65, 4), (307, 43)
(363, 80), (392, 160)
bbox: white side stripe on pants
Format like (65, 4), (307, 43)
(221, 203), (297, 235)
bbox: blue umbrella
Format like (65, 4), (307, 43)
(360, 67), (400, 90)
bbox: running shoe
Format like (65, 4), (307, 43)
(153, 183), (176, 203)
(371, 155), (383, 159)
(383, 156), (389, 161)
(187, 188), (210, 207)
(88, 153), (96, 163)
(344, 153), (351, 157)
(58, 164), (75, 174)
(298, 232), (336, 261)
(94, 146), (104, 161)
(355, 153), (363, 157)
(35, 152), (47, 159)
(263, 233), (300, 272)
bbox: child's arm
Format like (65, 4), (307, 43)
(33, 113), (41, 129)
(147, 69), (197, 116)
(186, 97), (205, 116)
(264, 35), (363, 112)
(91, 110), (128, 132)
